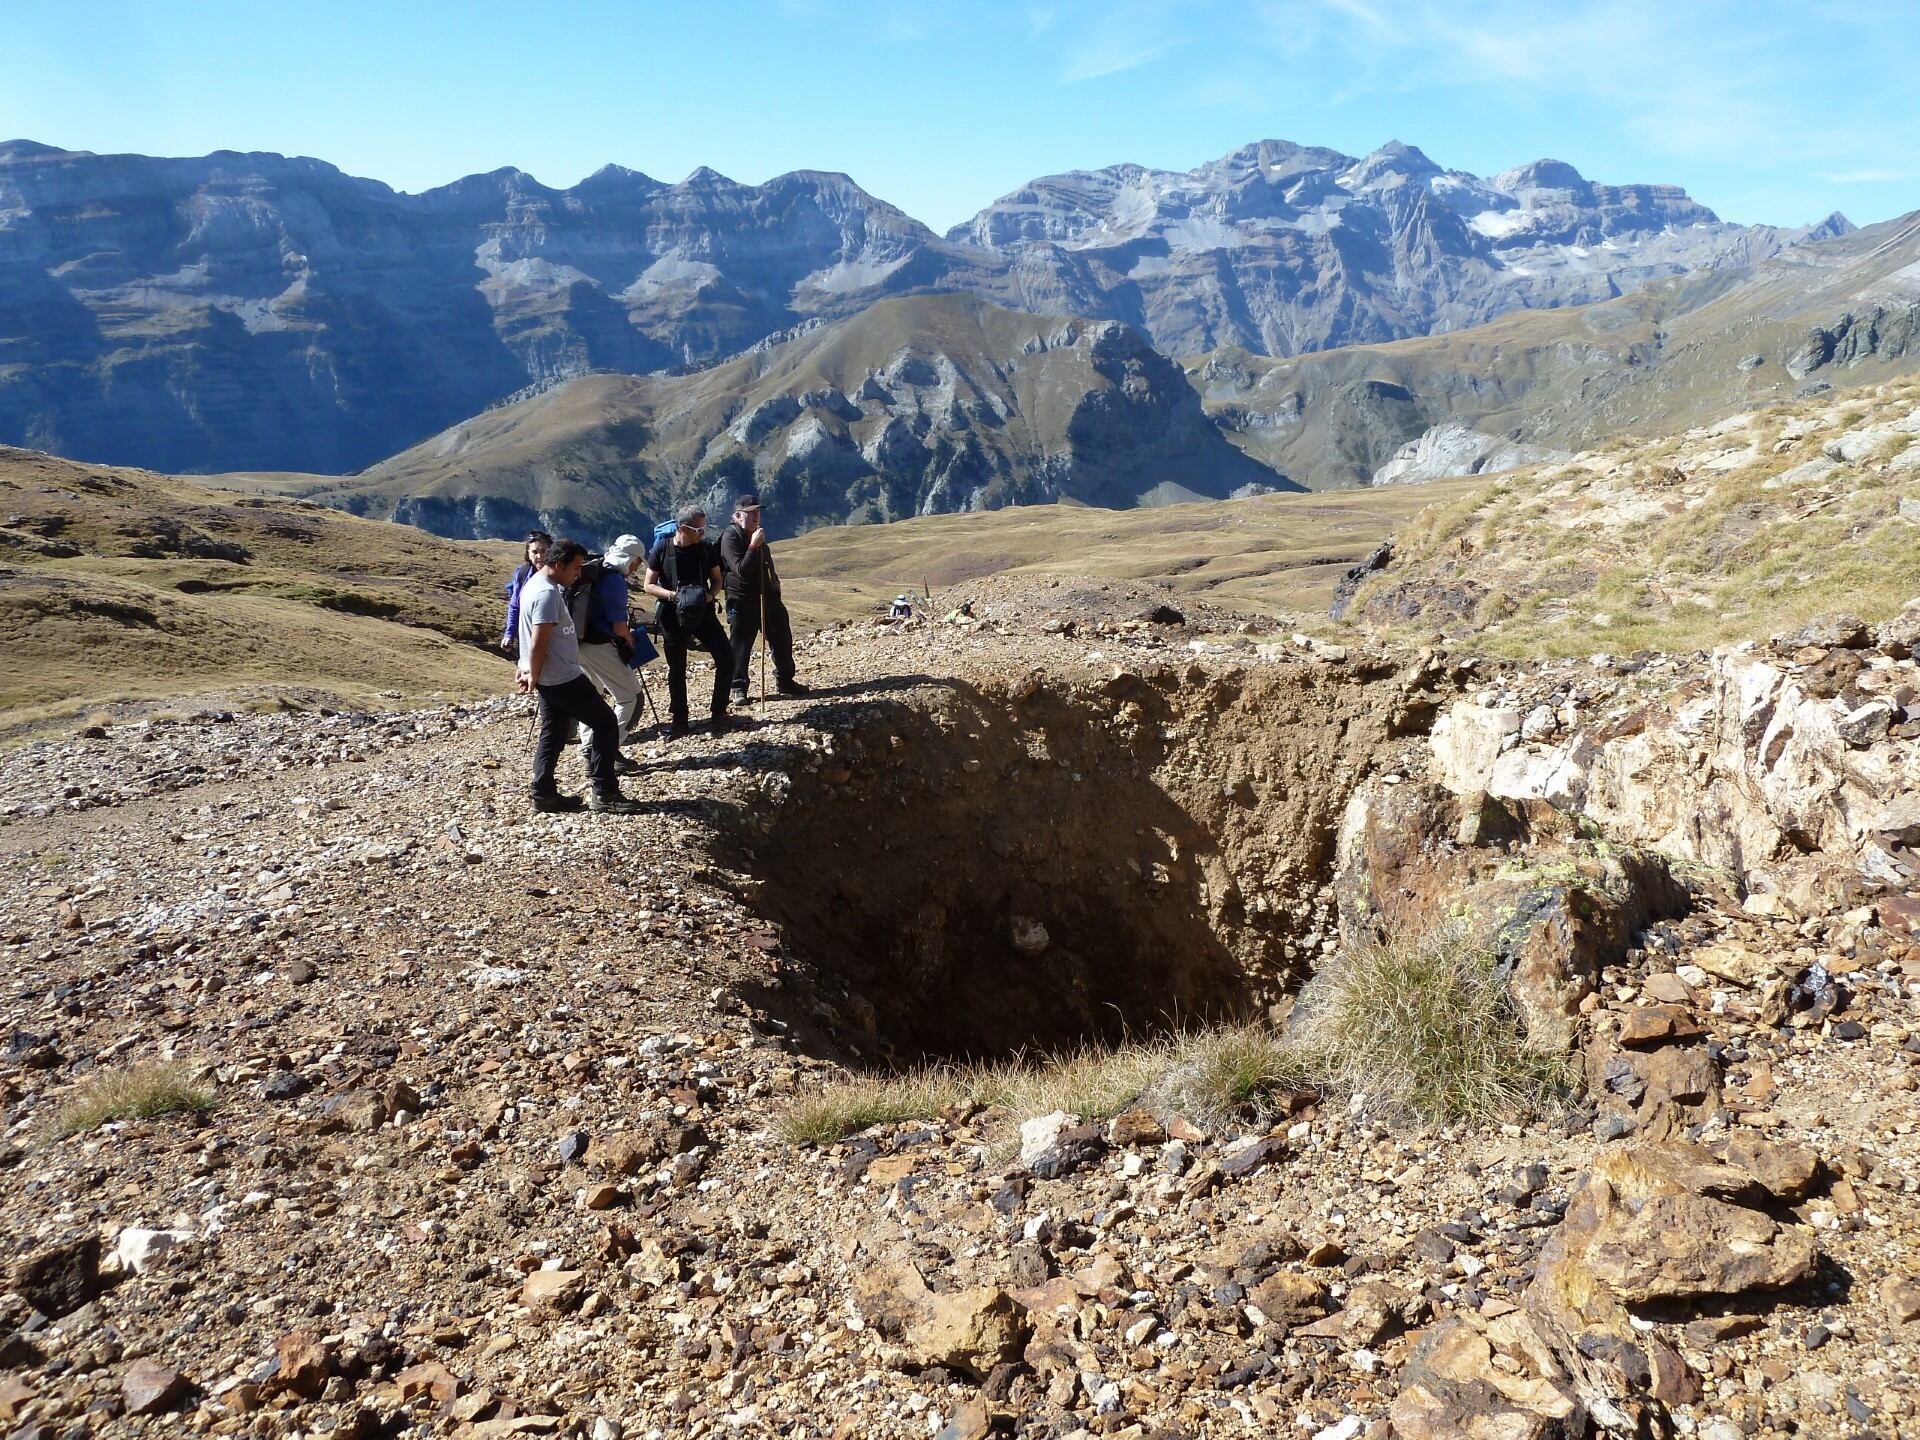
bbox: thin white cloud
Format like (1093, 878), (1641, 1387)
(1048, 0), (1184, 83)
(1820, 167), (1916, 185)
(1064, 36), (1177, 81)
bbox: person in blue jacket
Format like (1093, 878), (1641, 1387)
(500, 530), (554, 657)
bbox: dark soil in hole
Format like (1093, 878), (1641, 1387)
(722, 663), (1421, 1062)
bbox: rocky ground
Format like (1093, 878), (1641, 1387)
(3, 575), (1918, 1439)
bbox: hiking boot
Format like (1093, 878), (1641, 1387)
(532, 791), (585, 814)
(776, 678), (812, 697)
(729, 688), (752, 707)
(613, 753), (643, 776)
(588, 792), (641, 815)
(710, 711), (748, 734)
(667, 718), (690, 741)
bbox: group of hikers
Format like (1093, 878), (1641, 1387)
(501, 494), (808, 814)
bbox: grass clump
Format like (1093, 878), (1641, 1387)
(1166, 1024), (1316, 1117)
(777, 1069), (971, 1146)
(781, 926), (1569, 1145)
(1292, 926), (1568, 1125)
(54, 1061), (215, 1136)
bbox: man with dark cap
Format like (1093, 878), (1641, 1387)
(719, 493), (808, 705)
(643, 505), (737, 739)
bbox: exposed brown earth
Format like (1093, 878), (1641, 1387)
(4, 575), (1918, 1438)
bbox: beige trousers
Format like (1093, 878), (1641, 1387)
(578, 642), (642, 740)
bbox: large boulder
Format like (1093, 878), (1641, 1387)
(853, 1264), (1030, 1378)
(1333, 779), (1687, 1050)
(1403, 1142), (1821, 1436)
(1533, 1144), (1816, 1314)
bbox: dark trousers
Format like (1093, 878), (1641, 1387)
(533, 674), (620, 798)
(658, 605), (734, 721)
(727, 591), (796, 693)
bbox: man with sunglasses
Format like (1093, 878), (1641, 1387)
(642, 506), (737, 739)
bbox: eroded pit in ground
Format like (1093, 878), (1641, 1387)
(719, 660), (1434, 1061)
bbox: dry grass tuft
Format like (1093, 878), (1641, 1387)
(776, 1069), (973, 1146)
(1292, 927), (1569, 1125)
(53, 1061), (216, 1137)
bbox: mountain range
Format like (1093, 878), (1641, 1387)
(1194, 207), (1920, 485)
(0, 135), (1862, 486)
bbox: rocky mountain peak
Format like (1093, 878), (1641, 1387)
(576, 162), (661, 192)
(0, 138), (75, 163)
(1493, 157), (1590, 195)
(1346, 139), (1442, 188)
(1803, 210), (1857, 241)
(1210, 138), (1354, 185)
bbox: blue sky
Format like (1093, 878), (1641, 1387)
(4, 0), (1915, 233)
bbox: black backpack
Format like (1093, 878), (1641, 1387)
(566, 556), (614, 642)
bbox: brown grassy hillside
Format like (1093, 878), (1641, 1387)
(0, 447), (517, 734)
(775, 477), (1482, 629)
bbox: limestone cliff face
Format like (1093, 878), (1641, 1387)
(0, 142), (953, 474)
(951, 139), (1845, 360)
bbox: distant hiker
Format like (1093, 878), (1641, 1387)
(500, 530), (554, 657)
(720, 493), (809, 704)
(516, 539), (640, 814)
(572, 533), (648, 770)
(644, 506), (736, 739)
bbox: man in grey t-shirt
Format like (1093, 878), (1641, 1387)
(518, 569), (582, 684)
(515, 539), (638, 815)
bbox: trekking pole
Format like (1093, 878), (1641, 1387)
(637, 663), (661, 727)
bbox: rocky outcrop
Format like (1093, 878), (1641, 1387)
(1371, 423), (1569, 485)
(1787, 302), (1920, 379)
(1332, 776), (1687, 1050)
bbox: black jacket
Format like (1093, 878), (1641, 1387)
(719, 523), (780, 603)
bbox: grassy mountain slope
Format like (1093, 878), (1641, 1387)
(0, 447), (514, 734)
(1343, 374), (1920, 655)
(221, 295), (1292, 542)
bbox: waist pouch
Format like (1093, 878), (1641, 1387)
(674, 585), (711, 624)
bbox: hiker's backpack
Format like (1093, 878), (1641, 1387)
(651, 518), (678, 554)
(566, 556), (613, 642)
